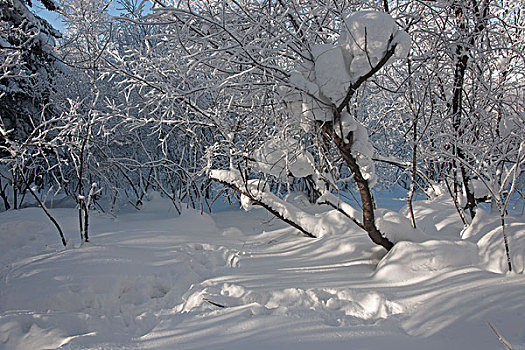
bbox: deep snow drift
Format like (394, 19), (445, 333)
(0, 193), (524, 350)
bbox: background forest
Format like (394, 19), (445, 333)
(2, 0), (524, 251)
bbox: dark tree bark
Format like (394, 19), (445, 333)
(450, 0), (490, 219)
(210, 175), (317, 239)
(322, 124), (394, 251)
(18, 168), (67, 246)
(314, 39), (399, 251)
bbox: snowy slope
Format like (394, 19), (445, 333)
(0, 194), (524, 349)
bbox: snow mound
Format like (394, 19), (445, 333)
(49, 243), (240, 317)
(0, 208), (63, 268)
(178, 282), (404, 326)
(0, 311), (93, 350)
(0, 220), (52, 251)
(138, 191), (180, 215)
(400, 194), (465, 238)
(461, 208), (491, 240)
(462, 210), (525, 274)
(375, 209), (432, 243)
(315, 210), (358, 237)
(477, 226), (525, 274)
(375, 240), (480, 282)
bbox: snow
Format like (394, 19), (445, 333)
(251, 138), (315, 179)
(287, 10), (411, 121)
(470, 179), (491, 200)
(179, 284), (404, 325)
(375, 240), (480, 282)
(392, 30), (411, 59)
(476, 220), (525, 274)
(211, 170), (362, 238)
(317, 192), (362, 221)
(340, 11), (396, 65)
(375, 208), (431, 243)
(1, 193), (525, 349)
(240, 179), (269, 211)
(310, 44), (351, 105)
(400, 194), (466, 237)
(334, 111), (377, 186)
(6, 0), (59, 53)
(460, 209), (525, 274)
(287, 70), (332, 123)
(285, 11), (410, 189)
(339, 10), (410, 80)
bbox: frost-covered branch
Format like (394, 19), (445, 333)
(209, 170), (317, 238)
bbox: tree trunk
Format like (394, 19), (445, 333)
(0, 178), (10, 210)
(323, 124), (393, 251)
(18, 168), (67, 246)
(452, 51), (477, 219)
(78, 197), (85, 242)
(500, 215), (512, 272)
(407, 59), (417, 228)
(450, 0), (490, 219)
(83, 199), (90, 243)
(348, 154), (393, 250)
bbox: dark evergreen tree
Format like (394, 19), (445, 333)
(0, 0), (60, 151)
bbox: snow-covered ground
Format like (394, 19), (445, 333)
(1, 192), (524, 349)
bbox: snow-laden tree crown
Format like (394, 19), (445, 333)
(285, 10), (410, 187)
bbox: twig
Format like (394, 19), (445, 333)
(210, 176), (316, 238)
(18, 168), (67, 246)
(444, 177), (468, 226)
(488, 322), (512, 350)
(317, 199), (365, 231)
(203, 298), (225, 308)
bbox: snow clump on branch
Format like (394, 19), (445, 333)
(251, 138), (315, 180)
(284, 11), (410, 188)
(339, 11), (411, 77)
(287, 11), (410, 116)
